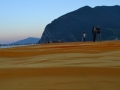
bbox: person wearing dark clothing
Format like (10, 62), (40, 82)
(96, 26), (101, 42)
(92, 26), (96, 42)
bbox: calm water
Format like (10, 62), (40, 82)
(0, 45), (30, 48)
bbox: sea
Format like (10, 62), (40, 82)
(0, 45), (30, 49)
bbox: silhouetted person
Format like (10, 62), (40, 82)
(92, 26), (96, 42)
(96, 26), (101, 42)
(82, 32), (86, 42)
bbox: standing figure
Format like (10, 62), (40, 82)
(82, 32), (86, 42)
(92, 26), (96, 42)
(96, 26), (101, 42)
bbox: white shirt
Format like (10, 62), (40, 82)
(83, 33), (86, 38)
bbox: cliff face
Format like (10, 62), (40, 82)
(38, 5), (120, 43)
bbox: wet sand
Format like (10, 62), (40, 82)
(0, 41), (120, 90)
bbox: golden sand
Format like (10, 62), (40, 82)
(0, 41), (120, 90)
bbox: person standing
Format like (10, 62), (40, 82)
(82, 32), (86, 42)
(96, 26), (101, 42)
(92, 26), (97, 42)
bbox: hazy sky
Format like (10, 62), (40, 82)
(0, 0), (120, 44)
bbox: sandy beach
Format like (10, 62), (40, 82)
(0, 41), (120, 90)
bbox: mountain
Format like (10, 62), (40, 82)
(38, 5), (120, 43)
(11, 37), (40, 44)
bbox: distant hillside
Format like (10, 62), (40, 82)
(38, 5), (120, 43)
(12, 37), (40, 44)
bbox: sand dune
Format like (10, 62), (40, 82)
(0, 41), (120, 90)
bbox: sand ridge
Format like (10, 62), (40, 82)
(0, 41), (120, 90)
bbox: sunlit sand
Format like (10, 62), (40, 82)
(0, 41), (120, 90)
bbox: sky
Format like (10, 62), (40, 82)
(0, 0), (120, 44)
